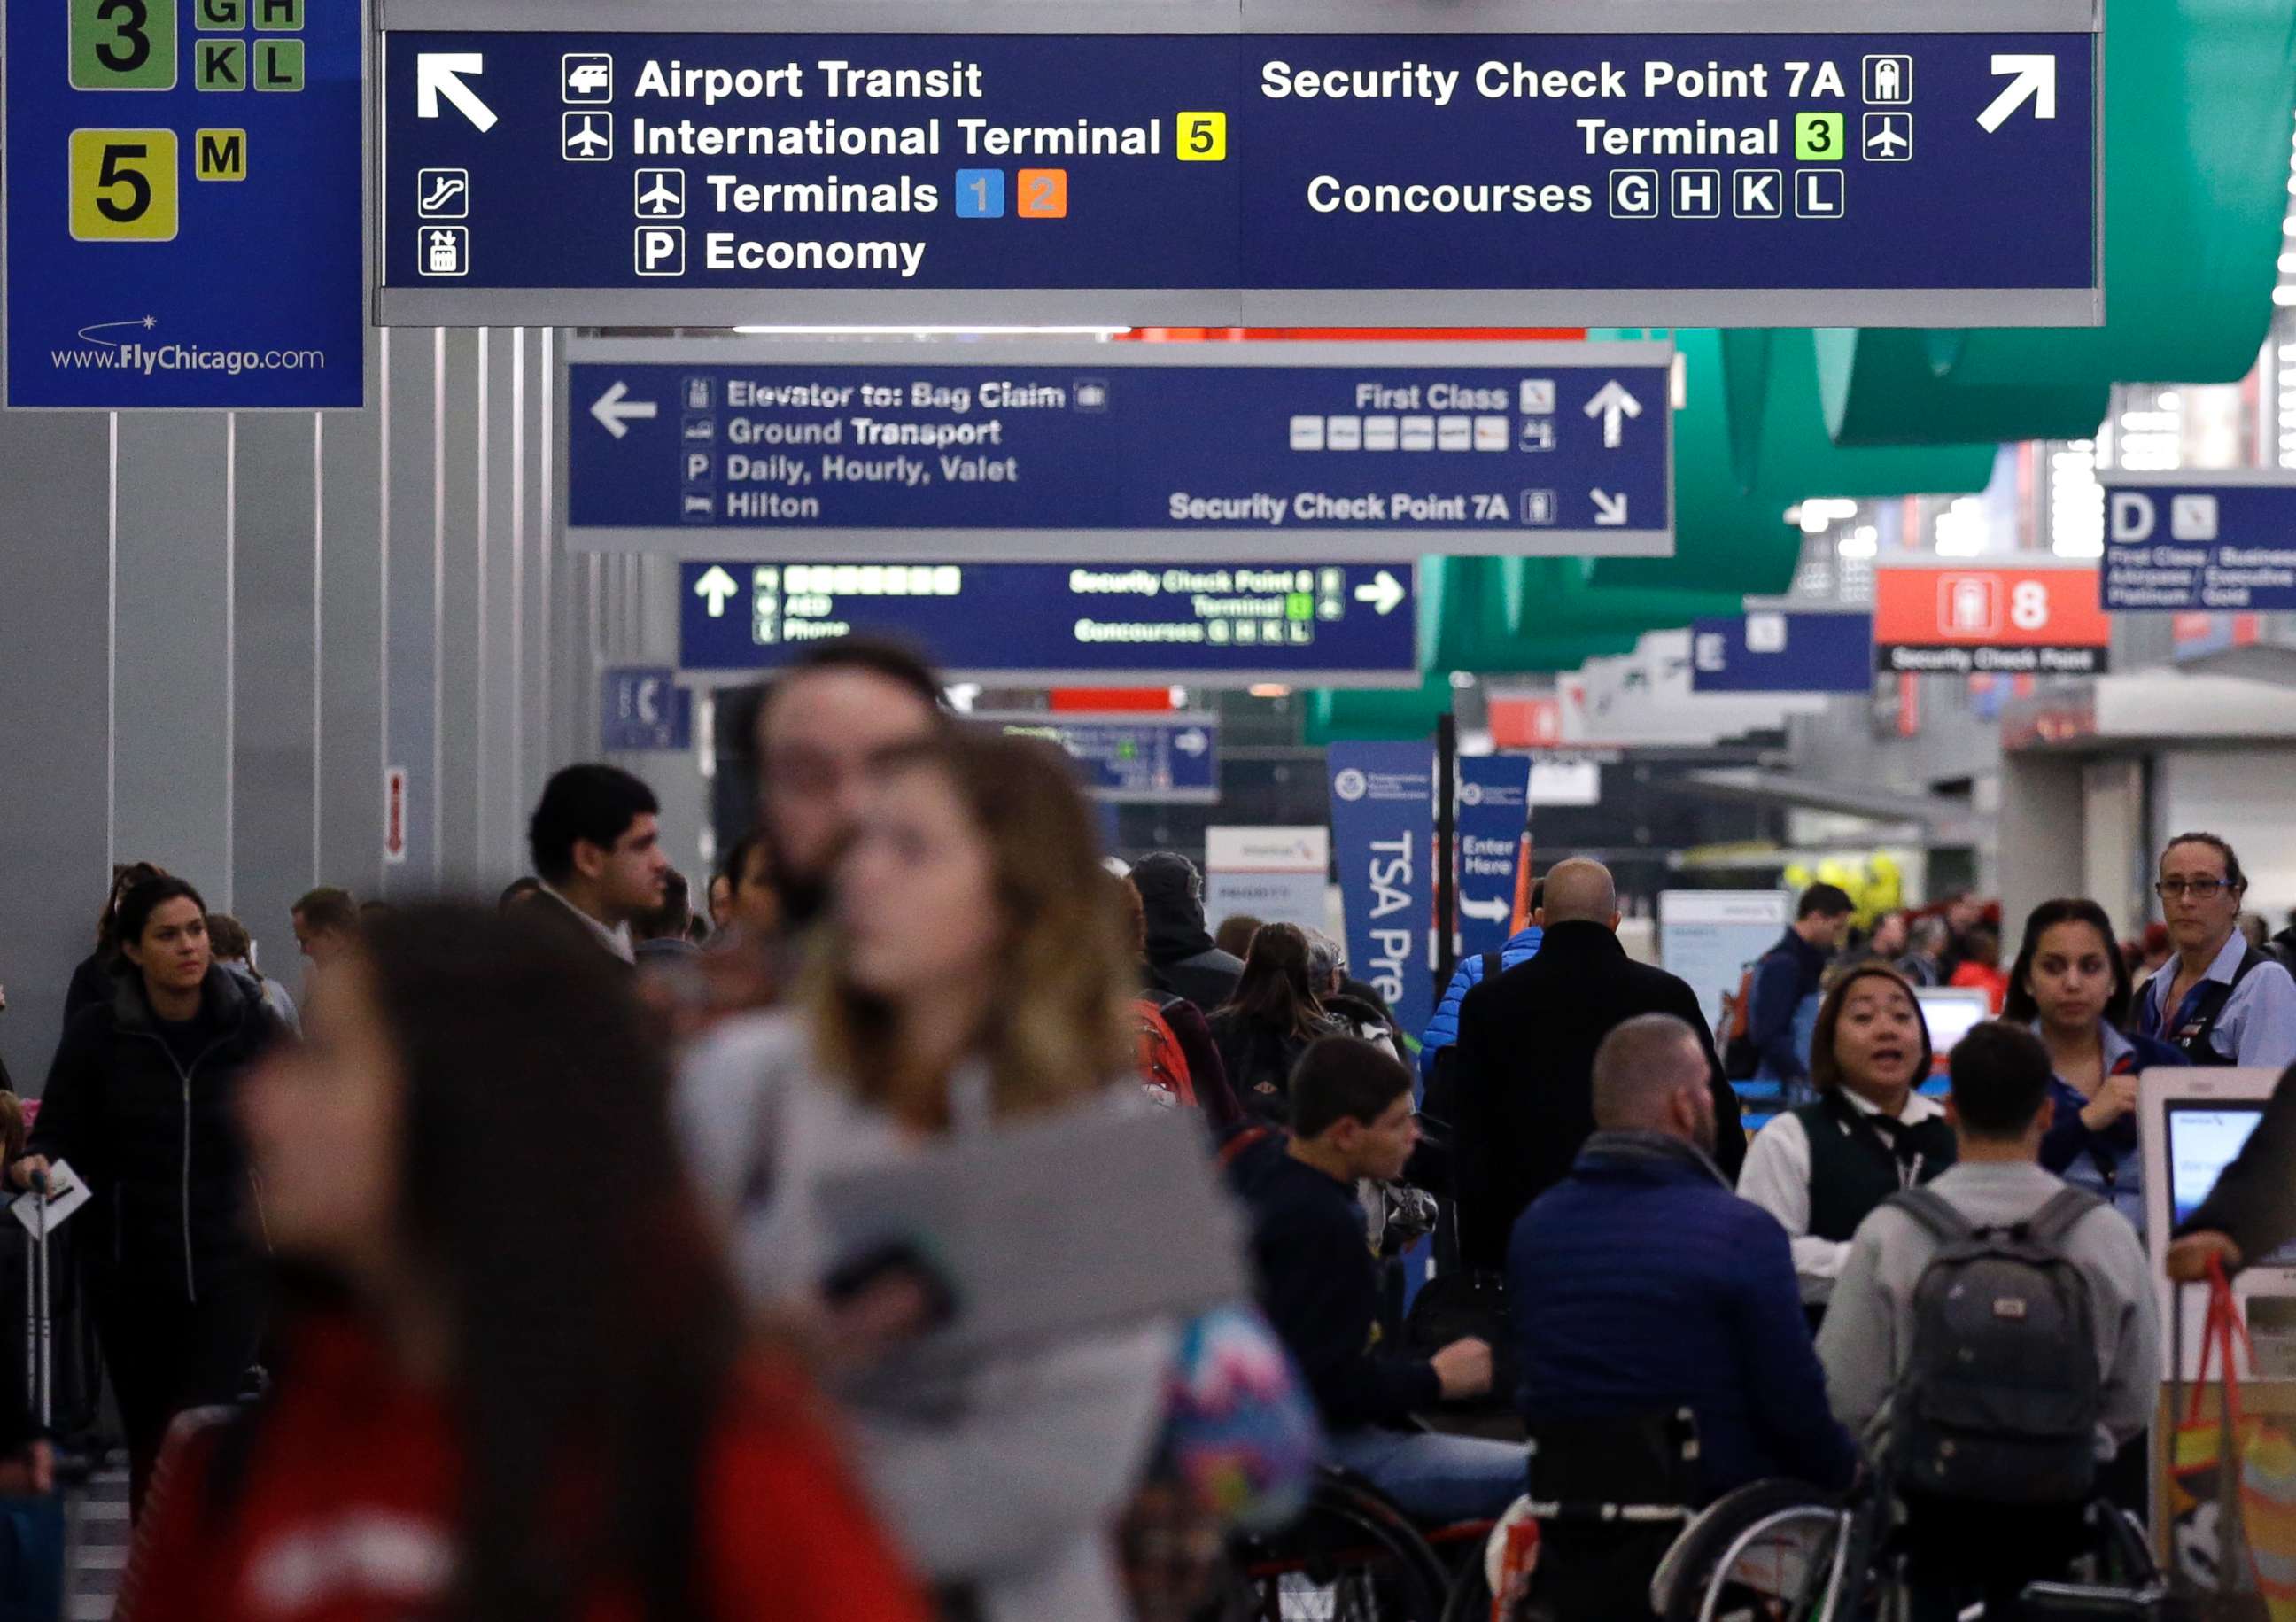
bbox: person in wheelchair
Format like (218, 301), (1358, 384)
(1818, 1021), (2160, 1618)
(1229, 1037), (1526, 1523)
(1509, 1016), (1856, 1618)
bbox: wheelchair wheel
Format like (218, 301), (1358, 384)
(1214, 1478), (1452, 1621)
(1648, 1480), (1845, 1622)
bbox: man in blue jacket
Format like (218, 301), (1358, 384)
(1743, 884), (1856, 1094)
(1510, 1013), (1857, 1504)
(1418, 903), (1544, 1087)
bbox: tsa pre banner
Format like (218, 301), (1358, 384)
(1328, 740), (1436, 1040)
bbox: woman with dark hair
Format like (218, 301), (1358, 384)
(677, 732), (1183, 1622)
(117, 904), (926, 1622)
(61, 861), (168, 1023)
(2137, 832), (2296, 1067)
(1208, 923), (1343, 1123)
(2005, 899), (2185, 1234)
(1738, 963), (1956, 1319)
(13, 875), (278, 1513)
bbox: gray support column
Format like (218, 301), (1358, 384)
(0, 404), (111, 1083)
(435, 330), (484, 889)
(319, 330), (387, 896)
(231, 409), (319, 953)
(113, 414), (232, 906)
(383, 329), (438, 895)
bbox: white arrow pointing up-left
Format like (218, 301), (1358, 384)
(417, 53), (498, 133)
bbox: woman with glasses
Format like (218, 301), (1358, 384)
(2137, 833), (2296, 1069)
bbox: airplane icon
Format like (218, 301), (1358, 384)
(1862, 112), (1912, 161)
(634, 168), (685, 219)
(562, 111), (612, 162)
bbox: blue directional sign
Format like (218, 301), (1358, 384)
(5, 0), (363, 407)
(980, 713), (1218, 804)
(575, 339), (1671, 559)
(600, 666), (691, 751)
(680, 557), (1418, 687)
(1689, 610), (1875, 693)
(2104, 476), (2296, 613)
(377, 3), (2098, 329)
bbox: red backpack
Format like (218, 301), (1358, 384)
(1135, 997), (1198, 1110)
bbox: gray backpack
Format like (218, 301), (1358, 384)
(1885, 1185), (2105, 1506)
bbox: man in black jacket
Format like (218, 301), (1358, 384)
(1131, 853), (1245, 1013)
(1451, 858), (1746, 1270)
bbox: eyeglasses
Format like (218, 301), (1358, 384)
(2156, 879), (2230, 900)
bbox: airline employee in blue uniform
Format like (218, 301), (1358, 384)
(2137, 834), (2296, 1071)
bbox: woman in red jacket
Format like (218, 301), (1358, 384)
(118, 904), (927, 1622)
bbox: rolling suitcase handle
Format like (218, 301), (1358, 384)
(21, 1173), (47, 1436)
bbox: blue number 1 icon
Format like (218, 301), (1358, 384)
(955, 168), (1005, 218)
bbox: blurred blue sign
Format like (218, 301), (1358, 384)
(982, 713), (1216, 804)
(679, 558), (1417, 686)
(1455, 757), (1530, 960)
(5, 0), (363, 407)
(600, 667), (690, 751)
(2105, 477), (2296, 612)
(1690, 610), (1874, 694)
(572, 341), (1672, 557)
(1330, 741), (1436, 1039)
(379, 12), (2098, 329)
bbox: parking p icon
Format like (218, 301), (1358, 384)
(634, 226), (685, 276)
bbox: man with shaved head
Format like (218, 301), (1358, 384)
(1450, 858), (1745, 1269)
(1508, 1015), (1853, 1606)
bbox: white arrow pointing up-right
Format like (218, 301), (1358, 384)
(416, 52), (498, 133)
(1977, 54), (2057, 133)
(694, 565), (739, 617)
(1352, 569), (1407, 616)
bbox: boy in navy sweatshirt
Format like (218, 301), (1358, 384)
(1229, 1037), (1524, 1522)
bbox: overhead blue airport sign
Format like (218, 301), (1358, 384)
(600, 666), (691, 751)
(377, 1), (2099, 330)
(4, 0), (363, 407)
(573, 339), (1672, 559)
(679, 557), (1418, 687)
(1690, 609), (1875, 693)
(980, 712), (1218, 804)
(2104, 475), (2296, 614)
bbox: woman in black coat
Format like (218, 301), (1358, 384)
(13, 876), (278, 1516)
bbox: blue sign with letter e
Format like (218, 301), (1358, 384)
(4, 0), (363, 407)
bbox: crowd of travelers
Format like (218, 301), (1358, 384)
(3, 633), (2295, 1618)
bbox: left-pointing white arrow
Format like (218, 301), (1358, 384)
(1977, 54), (2057, 133)
(416, 53), (497, 133)
(1591, 489), (1630, 526)
(694, 565), (739, 617)
(591, 380), (659, 439)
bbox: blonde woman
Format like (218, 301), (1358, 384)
(678, 731), (1178, 1622)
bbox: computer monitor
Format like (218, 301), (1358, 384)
(1912, 987), (1990, 1075)
(2140, 1068), (2296, 1381)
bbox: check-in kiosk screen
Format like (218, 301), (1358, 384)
(2167, 1104), (2295, 1266)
